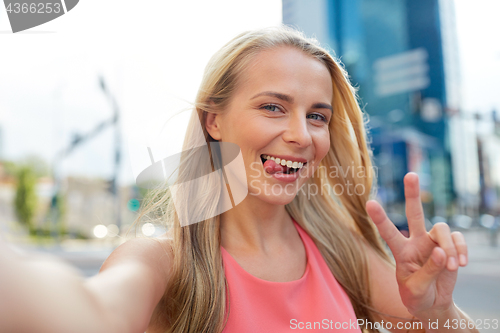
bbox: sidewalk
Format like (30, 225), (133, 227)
(452, 227), (500, 330)
(457, 227), (500, 277)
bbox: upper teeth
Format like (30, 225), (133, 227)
(262, 155), (305, 169)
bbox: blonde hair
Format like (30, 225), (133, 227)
(139, 25), (394, 333)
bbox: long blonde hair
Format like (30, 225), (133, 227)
(139, 25), (394, 333)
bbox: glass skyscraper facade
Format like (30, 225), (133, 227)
(283, 0), (462, 217)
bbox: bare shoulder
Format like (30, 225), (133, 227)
(84, 232), (175, 333)
(101, 233), (174, 281)
(362, 242), (414, 330)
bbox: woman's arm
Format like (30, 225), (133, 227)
(0, 235), (172, 333)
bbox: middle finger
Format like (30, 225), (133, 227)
(404, 173), (427, 237)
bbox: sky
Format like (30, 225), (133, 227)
(0, 0), (498, 185)
(454, 0), (500, 113)
(0, 0), (283, 183)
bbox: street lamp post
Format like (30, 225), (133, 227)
(99, 76), (122, 232)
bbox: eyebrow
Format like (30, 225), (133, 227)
(250, 91), (333, 113)
(312, 103), (333, 112)
(251, 91), (294, 103)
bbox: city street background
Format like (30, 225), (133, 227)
(1, 0), (499, 330)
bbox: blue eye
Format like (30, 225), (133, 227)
(262, 104), (281, 112)
(308, 113), (328, 122)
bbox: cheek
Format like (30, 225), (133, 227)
(228, 115), (275, 150)
(314, 130), (331, 161)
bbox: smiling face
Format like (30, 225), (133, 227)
(206, 46), (333, 206)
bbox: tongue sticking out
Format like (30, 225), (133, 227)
(263, 159), (287, 174)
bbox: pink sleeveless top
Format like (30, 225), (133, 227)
(220, 220), (362, 332)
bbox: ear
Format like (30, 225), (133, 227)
(205, 111), (222, 141)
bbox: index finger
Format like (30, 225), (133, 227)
(366, 200), (406, 255)
(404, 172), (427, 237)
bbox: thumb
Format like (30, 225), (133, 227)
(411, 247), (447, 291)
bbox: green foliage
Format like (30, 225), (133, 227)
(3, 160), (19, 177)
(4, 156), (50, 178)
(73, 229), (89, 240)
(14, 166), (38, 235)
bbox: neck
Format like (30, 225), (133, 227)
(220, 195), (295, 253)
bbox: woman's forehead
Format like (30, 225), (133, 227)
(235, 46), (333, 101)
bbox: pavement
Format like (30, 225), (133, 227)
(452, 228), (500, 332)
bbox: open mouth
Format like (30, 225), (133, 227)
(260, 154), (307, 174)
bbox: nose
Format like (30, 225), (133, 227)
(282, 112), (312, 147)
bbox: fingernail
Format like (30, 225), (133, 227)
(459, 254), (467, 266)
(447, 257), (457, 270)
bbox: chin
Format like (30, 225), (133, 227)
(268, 195), (297, 206)
(249, 189), (298, 206)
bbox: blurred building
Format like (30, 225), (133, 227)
(283, 0), (479, 218)
(63, 177), (139, 238)
(476, 111), (500, 215)
(0, 162), (16, 231)
(0, 163), (138, 240)
(0, 126), (4, 160)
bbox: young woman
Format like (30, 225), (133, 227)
(0, 26), (478, 333)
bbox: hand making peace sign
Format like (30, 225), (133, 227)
(366, 172), (468, 319)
